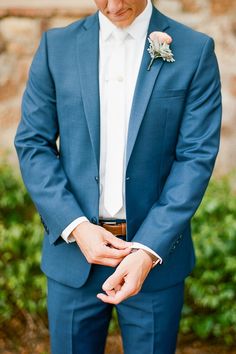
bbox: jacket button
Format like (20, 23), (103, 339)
(95, 176), (99, 182)
(90, 217), (97, 224)
(126, 177), (130, 181)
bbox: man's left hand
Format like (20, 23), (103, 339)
(97, 249), (155, 304)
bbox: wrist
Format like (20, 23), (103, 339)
(131, 248), (153, 268)
(71, 220), (90, 240)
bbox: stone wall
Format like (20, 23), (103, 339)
(0, 0), (236, 175)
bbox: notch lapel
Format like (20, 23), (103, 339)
(125, 8), (170, 170)
(76, 13), (100, 171)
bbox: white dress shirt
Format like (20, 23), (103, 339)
(61, 0), (162, 266)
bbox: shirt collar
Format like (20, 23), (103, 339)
(98, 0), (153, 42)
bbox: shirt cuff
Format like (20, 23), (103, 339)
(61, 217), (89, 243)
(129, 242), (163, 267)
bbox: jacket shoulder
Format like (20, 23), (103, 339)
(44, 12), (98, 43)
(164, 12), (213, 46)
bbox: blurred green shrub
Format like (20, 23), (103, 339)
(0, 160), (236, 344)
(181, 173), (236, 344)
(0, 160), (46, 323)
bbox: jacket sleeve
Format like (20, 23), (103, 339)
(14, 32), (85, 245)
(131, 37), (222, 262)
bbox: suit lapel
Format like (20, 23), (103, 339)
(76, 13), (100, 171)
(76, 9), (170, 172)
(125, 8), (170, 170)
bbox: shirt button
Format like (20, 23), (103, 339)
(117, 75), (124, 82)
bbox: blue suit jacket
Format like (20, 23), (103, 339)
(14, 7), (222, 290)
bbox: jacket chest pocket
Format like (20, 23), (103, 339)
(151, 89), (187, 99)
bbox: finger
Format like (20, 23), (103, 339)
(94, 257), (124, 267)
(115, 284), (122, 292)
(105, 289), (116, 297)
(102, 268), (125, 292)
(105, 234), (133, 250)
(97, 292), (119, 303)
(100, 244), (131, 259)
(105, 283), (122, 295)
(97, 280), (133, 304)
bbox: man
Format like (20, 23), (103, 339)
(14, 0), (222, 353)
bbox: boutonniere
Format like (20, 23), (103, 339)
(147, 31), (175, 71)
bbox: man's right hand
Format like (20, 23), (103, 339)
(72, 221), (132, 267)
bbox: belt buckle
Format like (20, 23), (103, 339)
(103, 221), (117, 225)
(99, 219), (119, 225)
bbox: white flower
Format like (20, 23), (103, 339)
(147, 31), (175, 71)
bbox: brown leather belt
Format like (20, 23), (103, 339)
(99, 219), (126, 236)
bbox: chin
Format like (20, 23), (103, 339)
(108, 10), (135, 28)
(113, 17), (134, 28)
(114, 22), (131, 28)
